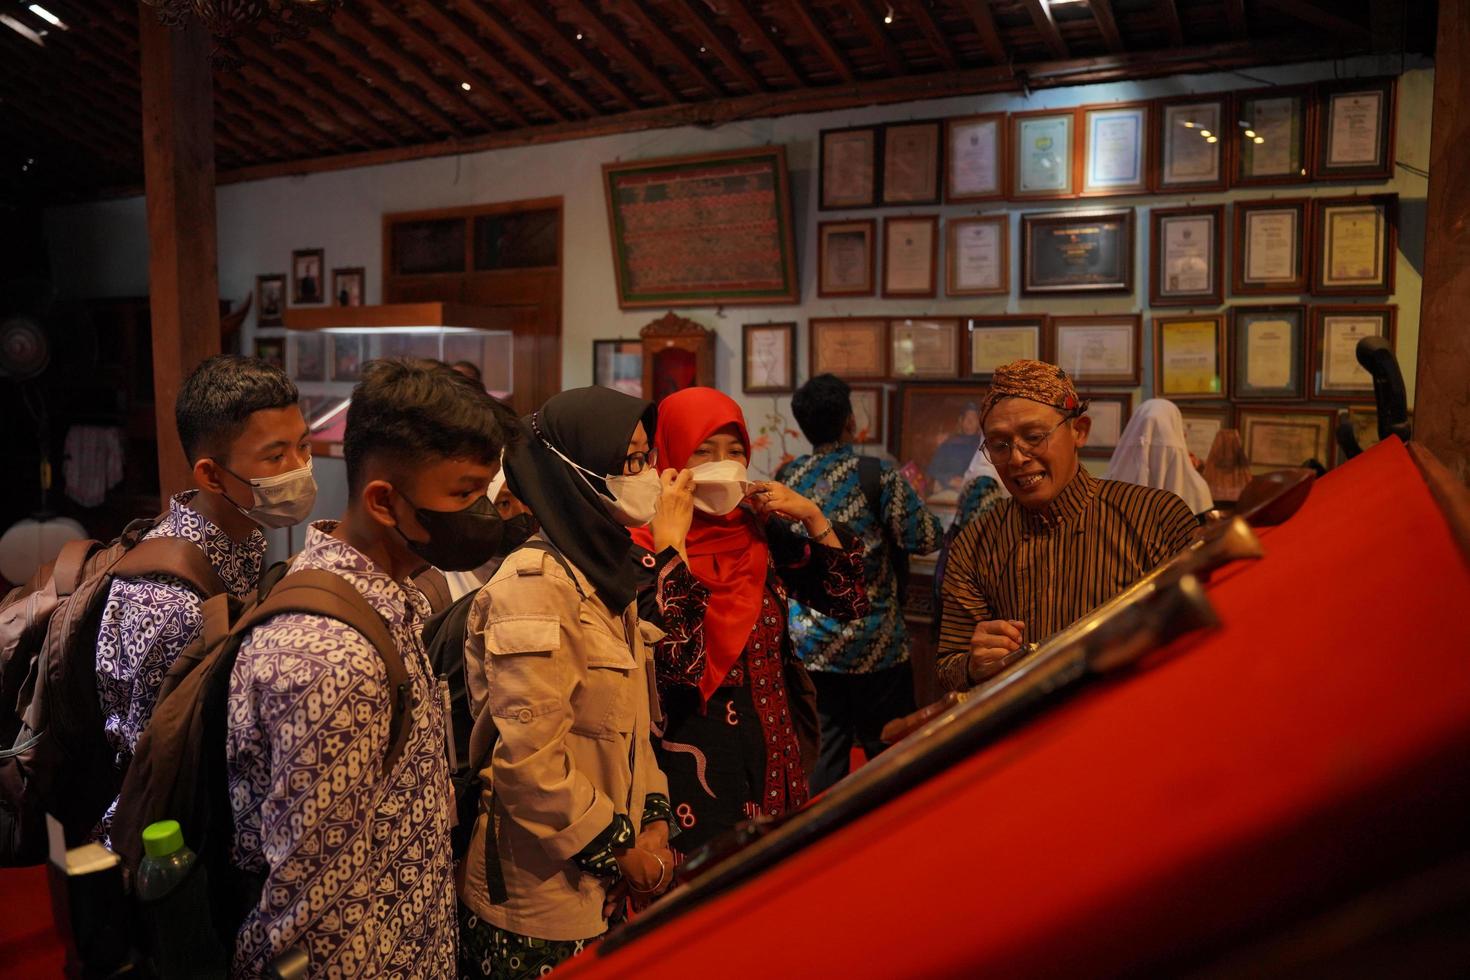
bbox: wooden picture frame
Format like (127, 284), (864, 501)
(291, 248), (325, 305)
(944, 113), (1006, 203)
(966, 315), (1049, 381)
(741, 322), (797, 394)
(882, 120), (943, 206)
(1312, 77), (1396, 181)
(1310, 305), (1397, 402)
(253, 337), (285, 370)
(945, 215), (1009, 296)
(292, 332), (325, 382)
(890, 317), (961, 380)
(1237, 407), (1336, 472)
(809, 318), (889, 381)
(896, 383), (991, 504)
(849, 385), (886, 445)
(1009, 108), (1078, 200)
(1021, 208), (1134, 295)
(1078, 392), (1133, 459)
(1231, 305), (1306, 402)
(817, 219), (877, 298)
(1232, 198), (1310, 295)
(1080, 102), (1151, 197)
(1153, 314), (1227, 400)
(1153, 95), (1230, 193)
(1233, 86), (1312, 186)
(882, 215), (939, 298)
(603, 146), (799, 308)
(331, 266), (365, 307)
(592, 338), (644, 397)
(329, 334), (365, 382)
(1052, 314), (1142, 386)
(1311, 194), (1397, 295)
(255, 274), (286, 327)
(1178, 404), (1234, 462)
(819, 125), (878, 210)
(1150, 204), (1224, 307)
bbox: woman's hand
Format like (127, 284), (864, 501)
(650, 468), (695, 560)
(613, 847), (666, 894)
(748, 482), (838, 546)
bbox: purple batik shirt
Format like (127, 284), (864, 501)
(226, 521), (456, 979)
(94, 491), (265, 841)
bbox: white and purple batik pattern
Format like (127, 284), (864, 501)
(226, 522), (456, 980)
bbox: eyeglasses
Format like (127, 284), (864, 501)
(622, 449), (658, 475)
(980, 416), (1073, 463)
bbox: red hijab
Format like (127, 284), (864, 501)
(632, 388), (770, 700)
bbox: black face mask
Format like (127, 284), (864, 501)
(394, 492), (511, 572)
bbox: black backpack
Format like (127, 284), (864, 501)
(856, 456), (909, 605)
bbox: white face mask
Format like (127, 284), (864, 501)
(221, 459), (317, 529)
(689, 460), (752, 516)
(542, 439), (663, 528)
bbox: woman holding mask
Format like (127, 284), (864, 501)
(632, 388), (868, 855)
(458, 387), (674, 980)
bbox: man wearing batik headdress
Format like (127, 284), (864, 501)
(935, 359), (1200, 692)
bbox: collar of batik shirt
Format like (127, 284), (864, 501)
(287, 520), (432, 628)
(1020, 466), (1099, 533)
(157, 490), (266, 598)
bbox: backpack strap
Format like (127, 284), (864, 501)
(412, 567), (453, 615)
(111, 538), (227, 599)
(50, 538), (99, 598)
(857, 455), (883, 521)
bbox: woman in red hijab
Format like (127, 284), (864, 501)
(632, 388), (868, 855)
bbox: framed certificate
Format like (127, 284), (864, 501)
(820, 125), (878, 210)
(1238, 408), (1336, 472)
(1234, 87), (1311, 185)
(1009, 109), (1077, 200)
(883, 215), (939, 298)
(1232, 198), (1310, 295)
(1021, 208), (1134, 295)
(1231, 305), (1305, 401)
(1150, 205), (1223, 307)
(890, 318), (961, 379)
(944, 113), (1005, 203)
(1153, 314), (1226, 400)
(817, 219), (876, 298)
(1310, 305), (1396, 401)
(1313, 77), (1396, 180)
(945, 215), (1008, 296)
(810, 317), (888, 381)
(1178, 405), (1233, 462)
(882, 120), (942, 206)
(741, 322), (796, 394)
(1312, 195), (1396, 295)
(1080, 102), (1150, 197)
(849, 385), (886, 444)
(967, 315), (1049, 380)
(1154, 95), (1228, 193)
(1052, 315), (1142, 385)
(1078, 392), (1133, 459)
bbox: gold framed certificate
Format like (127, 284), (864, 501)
(1313, 77), (1395, 180)
(1052, 314), (1141, 385)
(1153, 315), (1226, 400)
(944, 113), (1005, 203)
(890, 318), (961, 379)
(819, 126), (877, 209)
(1232, 198), (1310, 295)
(1238, 408), (1335, 473)
(817, 219), (876, 298)
(883, 215), (939, 298)
(809, 318), (888, 381)
(1078, 392), (1132, 459)
(1178, 405), (1233, 463)
(1154, 95), (1228, 192)
(1234, 87), (1311, 185)
(1080, 102), (1150, 196)
(1150, 205), (1223, 306)
(945, 215), (1008, 296)
(1312, 195), (1396, 295)
(1009, 109), (1077, 200)
(966, 316), (1048, 381)
(1310, 305), (1396, 402)
(1231, 305), (1305, 401)
(882, 120), (942, 206)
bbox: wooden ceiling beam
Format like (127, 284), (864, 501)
(215, 71), (338, 154)
(212, 84), (303, 154)
(1018, 0), (1069, 60)
(276, 38), (421, 141)
(954, 0), (1008, 65)
(431, 0), (588, 119)
(791, 0), (857, 83)
(558, 0), (681, 103)
(237, 36), (404, 146)
(512, 3), (641, 108)
(616, 0), (726, 96)
(234, 62), (365, 151)
(1269, 0), (1373, 41)
(212, 107), (276, 162)
(901, 0), (959, 69)
(723, 0), (806, 86)
(668, 0), (767, 92)
(1223, 0), (1248, 40)
(1157, 0), (1184, 47)
(0, 77), (135, 168)
(0, 48), (140, 156)
(846, 0), (909, 75)
(1089, 0), (1124, 53)
(298, 32), (451, 138)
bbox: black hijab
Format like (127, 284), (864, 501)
(505, 386), (657, 612)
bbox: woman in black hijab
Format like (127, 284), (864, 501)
(457, 387), (677, 980)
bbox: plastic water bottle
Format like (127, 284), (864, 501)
(135, 820), (227, 979)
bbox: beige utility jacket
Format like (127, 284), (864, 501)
(457, 536), (669, 941)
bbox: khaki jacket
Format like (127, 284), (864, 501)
(457, 536), (669, 941)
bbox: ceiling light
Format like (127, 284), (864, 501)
(1244, 129), (1256, 138)
(1198, 129), (1211, 138)
(883, 4), (894, 24)
(699, 45), (706, 53)
(27, 4), (65, 29)
(461, 81), (472, 91)
(575, 31), (583, 40)
(1182, 120), (1196, 129)
(0, 14), (45, 46)
(1253, 136), (1265, 144)
(1206, 136), (1218, 143)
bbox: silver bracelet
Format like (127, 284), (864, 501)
(627, 850), (669, 894)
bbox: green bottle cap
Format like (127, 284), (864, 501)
(141, 820), (184, 859)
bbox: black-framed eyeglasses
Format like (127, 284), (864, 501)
(981, 415), (1073, 463)
(622, 449), (658, 475)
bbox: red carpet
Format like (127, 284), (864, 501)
(0, 864), (66, 977)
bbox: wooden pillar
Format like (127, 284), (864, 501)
(1416, 0), (1470, 482)
(140, 11), (219, 498)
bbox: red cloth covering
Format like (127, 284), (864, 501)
(563, 437), (1470, 976)
(632, 388), (769, 700)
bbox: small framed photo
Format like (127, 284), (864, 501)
(1154, 95), (1229, 193)
(1231, 305), (1306, 401)
(1238, 407), (1336, 472)
(817, 219), (876, 298)
(1080, 102), (1150, 197)
(1052, 314), (1142, 386)
(882, 215), (939, 298)
(849, 385), (886, 445)
(593, 339), (643, 397)
(256, 274), (286, 327)
(1233, 87), (1311, 185)
(882, 120), (942, 206)
(1313, 77), (1396, 181)
(1078, 392), (1133, 459)
(742, 322), (797, 394)
(1233, 198), (1310, 295)
(1150, 204), (1224, 307)
(1178, 405), (1234, 462)
(1021, 208), (1134, 295)
(1310, 305), (1397, 402)
(810, 317), (889, 381)
(330, 334), (365, 382)
(967, 315), (1048, 381)
(1312, 194), (1396, 295)
(331, 267), (365, 307)
(820, 125), (878, 210)
(890, 318), (961, 380)
(291, 248), (326, 305)
(1153, 314), (1227, 400)
(292, 332), (325, 382)
(1010, 108), (1077, 200)
(944, 113), (1006, 203)
(946, 215), (1008, 296)
(253, 337), (285, 370)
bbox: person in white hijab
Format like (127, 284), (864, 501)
(1104, 398), (1214, 516)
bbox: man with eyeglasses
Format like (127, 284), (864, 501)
(935, 359), (1200, 692)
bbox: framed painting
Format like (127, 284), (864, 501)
(896, 383), (990, 509)
(256, 274), (286, 327)
(742, 322), (797, 394)
(817, 219), (876, 298)
(331, 266), (364, 307)
(810, 318), (888, 381)
(291, 248), (325, 305)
